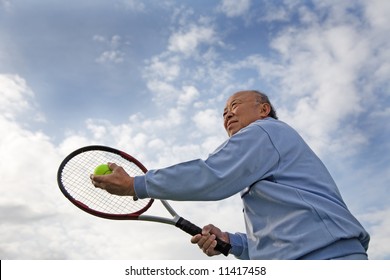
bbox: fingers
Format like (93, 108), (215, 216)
(191, 224), (222, 257)
(90, 163), (135, 196)
(202, 224), (215, 235)
(90, 171), (114, 190)
(107, 162), (119, 171)
(91, 163), (118, 183)
(90, 173), (109, 188)
(191, 233), (218, 257)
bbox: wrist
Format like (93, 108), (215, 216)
(133, 175), (149, 199)
(221, 231), (230, 244)
(126, 177), (135, 196)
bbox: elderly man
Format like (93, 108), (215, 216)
(91, 90), (369, 260)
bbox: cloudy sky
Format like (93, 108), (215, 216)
(0, 0), (389, 260)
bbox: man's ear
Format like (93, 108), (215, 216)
(259, 103), (271, 117)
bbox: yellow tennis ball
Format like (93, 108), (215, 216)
(94, 164), (112, 175)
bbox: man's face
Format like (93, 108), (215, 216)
(223, 91), (268, 137)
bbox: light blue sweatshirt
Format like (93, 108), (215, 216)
(134, 118), (370, 259)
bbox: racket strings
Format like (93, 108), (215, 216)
(60, 150), (151, 215)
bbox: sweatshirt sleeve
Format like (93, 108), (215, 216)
(134, 123), (280, 201)
(228, 232), (250, 259)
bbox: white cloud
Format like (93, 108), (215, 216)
(146, 79), (180, 105)
(92, 35), (105, 43)
(0, 73), (236, 260)
(168, 25), (216, 56)
(363, 0), (390, 30)
(218, 0), (251, 18)
(57, 134), (92, 155)
(0, 119), (59, 206)
(110, 35), (122, 48)
(86, 119), (110, 140)
(0, 76), (121, 259)
(147, 138), (165, 150)
(241, 2), (388, 157)
(192, 109), (221, 136)
(178, 85), (200, 106)
(94, 35), (126, 64)
(5, 76), (46, 124)
(360, 208), (390, 259)
(143, 0), (387, 162)
(93, 35), (124, 49)
(96, 50), (125, 64)
(0, 74), (35, 120)
(145, 55), (181, 82)
(0, 102), (71, 259)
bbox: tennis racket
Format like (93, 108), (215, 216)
(57, 145), (231, 256)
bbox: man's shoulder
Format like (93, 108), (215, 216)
(248, 118), (298, 138)
(251, 118), (287, 130)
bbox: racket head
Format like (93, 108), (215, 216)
(57, 145), (153, 220)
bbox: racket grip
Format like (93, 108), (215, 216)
(175, 217), (232, 256)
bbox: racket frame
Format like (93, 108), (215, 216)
(57, 145), (154, 220)
(57, 145), (232, 256)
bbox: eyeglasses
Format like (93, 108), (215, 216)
(223, 99), (262, 118)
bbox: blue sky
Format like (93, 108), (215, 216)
(0, 0), (389, 260)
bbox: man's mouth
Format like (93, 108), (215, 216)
(227, 120), (237, 128)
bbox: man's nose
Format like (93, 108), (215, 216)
(224, 111), (233, 127)
(225, 111), (233, 120)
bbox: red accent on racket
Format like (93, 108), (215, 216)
(57, 145), (231, 256)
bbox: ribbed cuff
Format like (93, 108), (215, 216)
(134, 175), (149, 199)
(228, 232), (245, 257)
